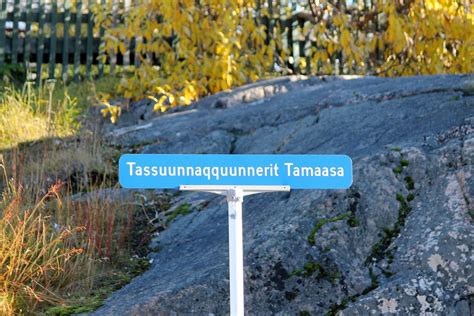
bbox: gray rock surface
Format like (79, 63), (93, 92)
(93, 74), (474, 315)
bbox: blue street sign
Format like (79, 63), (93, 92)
(119, 154), (352, 189)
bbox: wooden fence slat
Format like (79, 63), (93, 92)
(305, 43), (311, 74)
(277, 1), (285, 72)
(304, 0), (312, 75)
(36, 0), (45, 86)
(110, 0), (118, 75)
(11, 0), (20, 64)
(287, 19), (293, 73)
(0, 0), (6, 67)
(86, 0), (94, 78)
(267, 0), (273, 45)
(298, 18), (305, 73)
(62, 0), (71, 81)
(24, 0), (32, 76)
(133, 36), (141, 68)
(73, 0), (82, 81)
(98, 0), (106, 77)
(255, 0), (261, 51)
(311, 40), (318, 74)
(48, 1), (58, 79)
(262, 0), (269, 45)
(123, 0), (131, 70)
(256, 0), (260, 19)
(276, 1), (283, 72)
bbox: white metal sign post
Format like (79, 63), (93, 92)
(119, 154), (352, 315)
(180, 185), (290, 316)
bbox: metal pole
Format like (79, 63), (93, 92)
(179, 185), (290, 315)
(226, 188), (245, 316)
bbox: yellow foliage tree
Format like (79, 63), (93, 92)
(380, 0), (473, 75)
(307, 0), (473, 76)
(95, 0), (472, 121)
(95, 0), (275, 119)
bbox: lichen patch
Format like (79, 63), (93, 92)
(378, 297), (398, 314)
(427, 254), (447, 272)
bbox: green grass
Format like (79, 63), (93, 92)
(166, 203), (191, 222)
(51, 76), (121, 111)
(392, 166), (402, 174)
(366, 192), (413, 264)
(468, 210), (474, 220)
(347, 216), (361, 227)
(404, 176), (415, 190)
(308, 213), (350, 246)
(361, 268), (379, 295)
(396, 193), (405, 203)
(290, 261), (341, 285)
(291, 262), (323, 277)
(0, 75), (120, 149)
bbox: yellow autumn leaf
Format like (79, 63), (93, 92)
(340, 29), (351, 50)
(147, 95), (159, 103)
(152, 95), (168, 112)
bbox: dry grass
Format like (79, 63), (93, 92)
(0, 76), (150, 313)
(0, 164), (83, 314)
(0, 150), (143, 314)
(0, 76), (120, 150)
(20, 134), (118, 196)
(0, 83), (80, 149)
